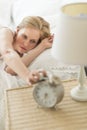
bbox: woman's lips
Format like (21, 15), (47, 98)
(20, 46), (27, 50)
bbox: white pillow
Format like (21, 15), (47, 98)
(29, 49), (59, 71)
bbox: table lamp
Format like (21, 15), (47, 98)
(51, 3), (87, 101)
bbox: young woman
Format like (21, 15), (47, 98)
(0, 16), (53, 85)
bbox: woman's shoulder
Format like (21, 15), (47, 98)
(0, 25), (14, 37)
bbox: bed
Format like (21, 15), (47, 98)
(0, 0), (82, 129)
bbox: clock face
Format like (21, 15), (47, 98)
(33, 81), (59, 108)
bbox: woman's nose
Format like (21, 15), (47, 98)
(24, 40), (29, 47)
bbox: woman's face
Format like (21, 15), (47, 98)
(13, 27), (41, 54)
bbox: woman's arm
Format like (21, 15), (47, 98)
(0, 28), (45, 84)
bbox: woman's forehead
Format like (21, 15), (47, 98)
(19, 27), (41, 39)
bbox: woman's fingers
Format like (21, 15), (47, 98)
(48, 34), (54, 43)
(27, 69), (47, 85)
(38, 68), (47, 75)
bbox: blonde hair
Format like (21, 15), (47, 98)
(18, 16), (51, 41)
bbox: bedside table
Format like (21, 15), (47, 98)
(5, 80), (87, 130)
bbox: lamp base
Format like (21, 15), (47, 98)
(70, 85), (87, 101)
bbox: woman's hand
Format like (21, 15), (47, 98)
(39, 34), (54, 50)
(4, 65), (47, 86)
(25, 69), (47, 86)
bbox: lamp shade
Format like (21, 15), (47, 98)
(51, 3), (87, 65)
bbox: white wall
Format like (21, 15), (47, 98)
(0, 0), (14, 25)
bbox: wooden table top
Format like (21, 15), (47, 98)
(5, 80), (87, 130)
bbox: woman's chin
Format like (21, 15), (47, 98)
(17, 49), (24, 54)
(15, 50), (23, 57)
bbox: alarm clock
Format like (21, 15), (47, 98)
(33, 72), (64, 108)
